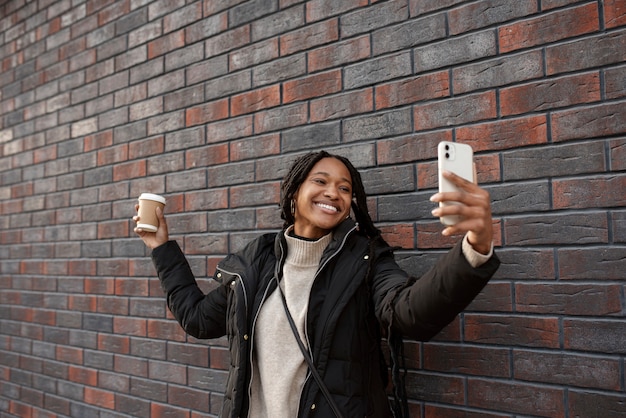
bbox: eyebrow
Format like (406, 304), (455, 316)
(310, 171), (352, 185)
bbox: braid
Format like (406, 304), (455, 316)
(279, 151), (382, 240)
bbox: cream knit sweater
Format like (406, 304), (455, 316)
(248, 229), (333, 418)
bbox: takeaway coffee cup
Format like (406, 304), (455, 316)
(137, 193), (166, 232)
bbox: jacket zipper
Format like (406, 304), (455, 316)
(246, 276), (277, 404)
(297, 225), (358, 416)
(216, 266), (249, 316)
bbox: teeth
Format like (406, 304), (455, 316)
(317, 203), (339, 212)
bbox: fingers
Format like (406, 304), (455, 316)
(430, 172), (493, 244)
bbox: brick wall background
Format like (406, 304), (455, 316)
(1, 0), (625, 417)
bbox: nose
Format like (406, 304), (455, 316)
(323, 185), (338, 199)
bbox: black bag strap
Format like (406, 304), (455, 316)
(278, 284), (344, 418)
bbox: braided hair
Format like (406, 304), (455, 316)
(279, 150), (380, 239)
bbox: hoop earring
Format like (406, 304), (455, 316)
(290, 199), (296, 216)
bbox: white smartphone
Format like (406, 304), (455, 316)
(437, 141), (474, 226)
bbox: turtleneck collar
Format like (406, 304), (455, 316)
(284, 226), (332, 267)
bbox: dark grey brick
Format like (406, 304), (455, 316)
(229, 0), (277, 27)
(281, 121), (341, 153)
(372, 13), (446, 55)
(341, 0), (408, 38)
(343, 108), (412, 142)
(502, 142), (606, 181)
(414, 30), (497, 73)
(344, 51), (412, 89)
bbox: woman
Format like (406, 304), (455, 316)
(134, 150), (500, 418)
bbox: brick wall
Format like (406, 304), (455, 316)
(1, 0), (625, 417)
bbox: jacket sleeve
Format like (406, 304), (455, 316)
(152, 240), (227, 339)
(374, 240), (500, 341)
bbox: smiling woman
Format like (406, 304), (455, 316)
(134, 150), (500, 418)
(291, 157), (353, 239)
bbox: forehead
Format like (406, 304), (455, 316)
(308, 157), (352, 182)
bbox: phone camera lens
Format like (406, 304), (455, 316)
(445, 145), (450, 150)
(445, 153), (450, 159)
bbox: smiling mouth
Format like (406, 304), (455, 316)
(316, 202), (340, 212)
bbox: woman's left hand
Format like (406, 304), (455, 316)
(430, 170), (493, 255)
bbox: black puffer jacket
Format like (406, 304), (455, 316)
(151, 219), (500, 418)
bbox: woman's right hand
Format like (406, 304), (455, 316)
(133, 204), (169, 249)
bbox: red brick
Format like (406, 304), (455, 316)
(553, 175), (626, 209)
(376, 71), (449, 110)
(499, 3), (599, 53)
(378, 223), (415, 249)
(231, 85), (280, 117)
(113, 160), (146, 181)
(185, 99), (229, 126)
(84, 130), (113, 152)
(97, 144), (128, 166)
(604, 0), (626, 28)
(56, 346), (83, 365)
(209, 346), (229, 370)
(69, 294), (97, 312)
(148, 30), (185, 59)
(113, 316), (146, 336)
(456, 115), (548, 151)
(500, 72), (601, 116)
(150, 402), (190, 418)
(99, 333), (130, 354)
(185, 143), (229, 169)
(33, 144), (57, 163)
(128, 136), (164, 159)
(69, 365), (98, 385)
(115, 277), (150, 297)
(308, 34), (370, 72)
(280, 18), (339, 56)
(283, 70), (342, 104)
(147, 319), (187, 342)
(97, 220), (129, 240)
(310, 88), (373, 122)
(85, 387), (116, 409)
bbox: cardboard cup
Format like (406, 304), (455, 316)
(137, 193), (166, 232)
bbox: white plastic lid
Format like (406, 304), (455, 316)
(138, 193), (166, 204)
